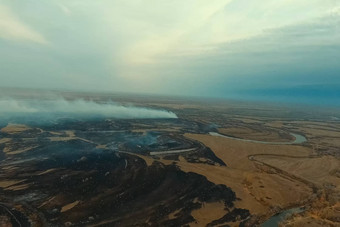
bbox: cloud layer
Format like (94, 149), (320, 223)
(0, 5), (47, 44)
(0, 0), (339, 105)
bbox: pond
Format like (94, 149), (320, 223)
(261, 207), (304, 227)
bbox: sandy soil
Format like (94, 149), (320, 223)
(37, 169), (58, 176)
(49, 137), (75, 142)
(255, 155), (340, 190)
(185, 133), (312, 171)
(0, 124), (30, 134)
(0, 180), (25, 188)
(4, 146), (38, 155)
(61, 201), (80, 213)
(168, 209), (181, 219)
(190, 202), (226, 226)
(6, 183), (30, 191)
(38, 196), (56, 209)
(48, 130), (77, 142)
(174, 156), (311, 215)
(0, 138), (11, 144)
(95, 144), (107, 149)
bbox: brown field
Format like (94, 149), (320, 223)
(190, 202), (226, 226)
(61, 201), (80, 213)
(254, 155), (340, 189)
(179, 134), (314, 217)
(4, 146), (38, 155)
(111, 99), (340, 226)
(134, 116), (340, 225)
(0, 180), (25, 188)
(0, 124), (30, 134)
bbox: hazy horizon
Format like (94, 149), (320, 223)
(1, 86), (339, 109)
(1, 0), (339, 106)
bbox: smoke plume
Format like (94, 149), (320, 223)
(0, 98), (177, 123)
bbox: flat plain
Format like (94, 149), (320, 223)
(0, 93), (339, 226)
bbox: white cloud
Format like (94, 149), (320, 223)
(90, 0), (338, 71)
(0, 5), (48, 44)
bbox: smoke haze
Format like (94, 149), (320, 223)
(0, 98), (177, 123)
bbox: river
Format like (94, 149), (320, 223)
(209, 132), (307, 145)
(208, 131), (307, 226)
(261, 207), (304, 227)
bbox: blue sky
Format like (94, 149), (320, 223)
(0, 0), (339, 105)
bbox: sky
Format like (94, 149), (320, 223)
(0, 0), (339, 105)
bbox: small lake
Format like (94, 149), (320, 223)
(261, 207), (304, 227)
(290, 133), (307, 144)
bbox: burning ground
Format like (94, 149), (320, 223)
(0, 118), (248, 226)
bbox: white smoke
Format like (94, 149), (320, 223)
(0, 98), (177, 119)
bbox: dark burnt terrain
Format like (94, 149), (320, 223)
(0, 118), (249, 226)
